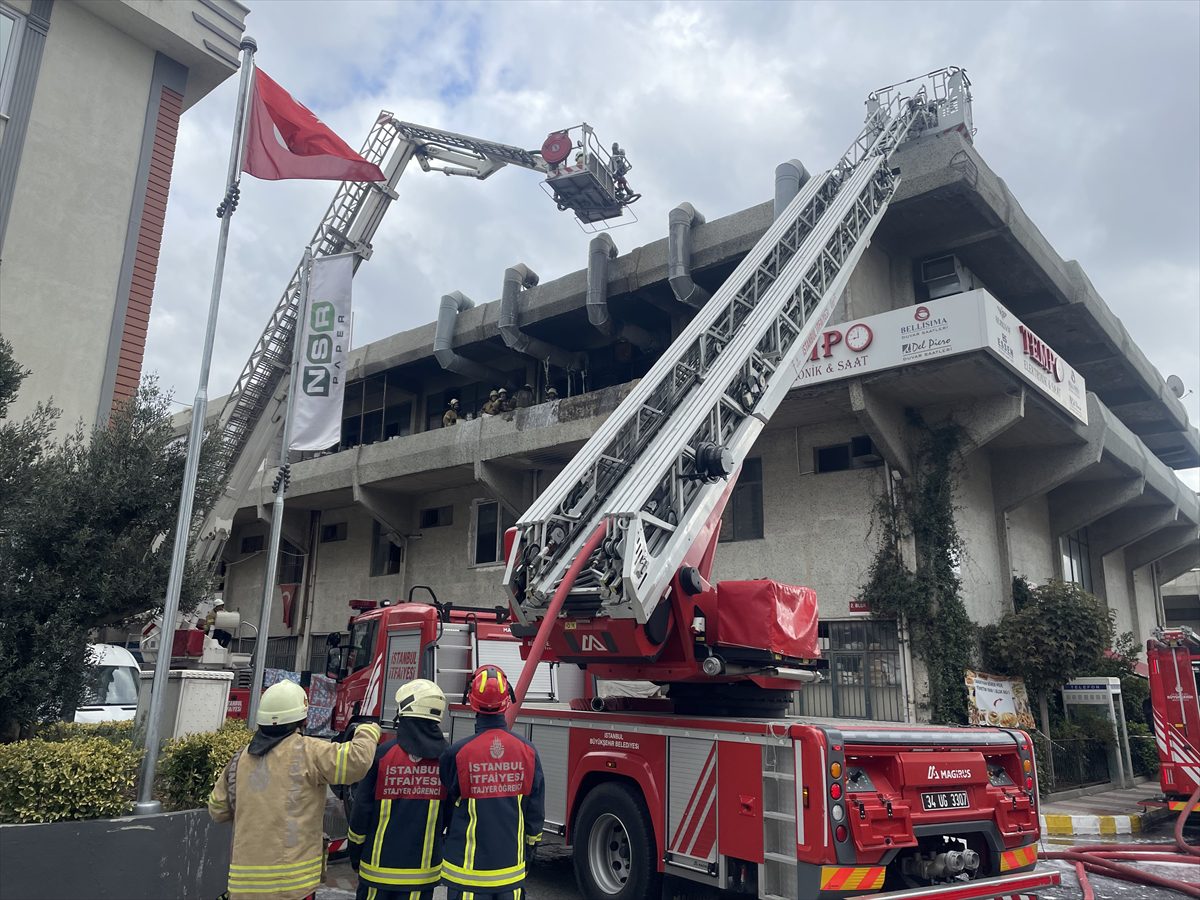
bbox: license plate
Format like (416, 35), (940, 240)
(921, 790), (969, 811)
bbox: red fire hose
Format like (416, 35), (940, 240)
(1038, 784), (1200, 898)
(506, 523), (608, 727)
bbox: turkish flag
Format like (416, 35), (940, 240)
(242, 69), (385, 182)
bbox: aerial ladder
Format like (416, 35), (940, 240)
(195, 118), (639, 567)
(504, 68), (973, 711)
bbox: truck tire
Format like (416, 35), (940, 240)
(573, 782), (662, 900)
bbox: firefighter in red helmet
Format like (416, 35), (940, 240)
(439, 664), (545, 900)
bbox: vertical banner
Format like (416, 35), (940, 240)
(289, 252), (354, 450)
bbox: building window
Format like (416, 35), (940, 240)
(279, 540), (305, 584)
(240, 534), (264, 554)
(309, 633), (349, 677)
(472, 499), (516, 566)
(419, 505), (453, 529)
(320, 522), (348, 543)
(794, 620), (904, 722)
(719, 458), (763, 543)
(1061, 528), (1093, 593)
(240, 637), (300, 672)
(814, 435), (883, 473)
(370, 520), (403, 577)
(0, 6), (24, 118)
(341, 371), (414, 449)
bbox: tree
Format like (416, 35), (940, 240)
(980, 578), (1116, 735)
(0, 336), (217, 737)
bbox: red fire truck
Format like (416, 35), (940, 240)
(1146, 626), (1200, 813)
(320, 68), (1059, 899)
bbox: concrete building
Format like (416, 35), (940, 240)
(1162, 569), (1200, 632)
(215, 129), (1200, 723)
(0, 0), (247, 429)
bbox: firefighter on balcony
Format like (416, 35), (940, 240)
(348, 679), (450, 900)
(442, 398), (460, 427)
(439, 665), (545, 900)
(208, 680), (382, 900)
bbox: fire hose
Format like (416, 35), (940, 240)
(1038, 784), (1200, 898)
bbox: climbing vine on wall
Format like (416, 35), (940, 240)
(859, 419), (976, 725)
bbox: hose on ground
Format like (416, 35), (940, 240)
(1038, 783), (1200, 898)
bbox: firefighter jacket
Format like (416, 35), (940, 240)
(208, 722), (382, 900)
(439, 714), (545, 893)
(347, 719), (450, 890)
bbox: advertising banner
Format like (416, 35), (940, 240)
(290, 253), (354, 451)
(965, 669), (1036, 729)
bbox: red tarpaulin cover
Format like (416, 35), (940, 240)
(715, 580), (820, 660)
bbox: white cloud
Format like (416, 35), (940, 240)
(146, 0), (1200, 459)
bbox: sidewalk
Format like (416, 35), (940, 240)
(1039, 782), (1171, 837)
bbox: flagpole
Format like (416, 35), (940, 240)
(246, 247), (313, 727)
(135, 36), (257, 814)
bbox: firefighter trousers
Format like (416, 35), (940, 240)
(445, 890), (525, 900)
(355, 884), (435, 900)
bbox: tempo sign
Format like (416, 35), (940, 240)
(795, 290), (1088, 425)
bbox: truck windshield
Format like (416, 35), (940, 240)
(83, 666), (140, 706)
(347, 619), (378, 675)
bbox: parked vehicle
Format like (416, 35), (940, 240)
(75, 644), (141, 723)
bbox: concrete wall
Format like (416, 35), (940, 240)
(0, 0), (153, 431)
(1130, 565), (1161, 640)
(1006, 496), (1056, 585)
(1100, 549), (1137, 639)
(954, 453), (1009, 625)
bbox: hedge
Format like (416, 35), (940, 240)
(35, 719), (135, 744)
(156, 721), (252, 812)
(0, 736), (143, 823)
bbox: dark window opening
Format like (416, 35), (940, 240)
(320, 522), (348, 543)
(370, 520), (403, 577)
(240, 534), (264, 554)
(719, 458), (763, 543)
(419, 505), (453, 529)
(1060, 528), (1093, 594)
(279, 540), (305, 584)
(815, 435), (883, 473)
(473, 500), (516, 565)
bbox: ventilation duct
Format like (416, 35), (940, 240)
(586, 234), (655, 350)
(774, 158), (811, 220)
(499, 264), (586, 371)
(667, 202), (709, 309)
(433, 291), (510, 385)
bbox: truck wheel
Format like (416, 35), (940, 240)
(573, 782), (662, 900)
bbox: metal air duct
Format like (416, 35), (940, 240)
(667, 202), (709, 308)
(774, 158), (811, 220)
(499, 264), (586, 371)
(433, 290), (510, 385)
(586, 234), (655, 350)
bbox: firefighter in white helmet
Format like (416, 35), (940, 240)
(348, 679), (450, 899)
(208, 680), (381, 900)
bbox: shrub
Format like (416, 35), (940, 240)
(1128, 722), (1160, 777)
(0, 736), (142, 823)
(157, 721), (252, 811)
(35, 719), (135, 744)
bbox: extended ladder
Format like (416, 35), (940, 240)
(504, 68), (972, 626)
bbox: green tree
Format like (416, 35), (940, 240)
(0, 337), (217, 737)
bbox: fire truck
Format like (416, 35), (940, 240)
(320, 68), (1060, 900)
(1146, 626), (1200, 813)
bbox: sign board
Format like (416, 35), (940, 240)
(794, 290), (1087, 425)
(1062, 676), (1123, 705)
(380, 630), (424, 724)
(847, 598), (871, 616)
(965, 669), (1036, 729)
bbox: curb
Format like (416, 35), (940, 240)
(1039, 805), (1171, 837)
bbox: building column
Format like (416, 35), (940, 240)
(474, 458), (532, 514)
(848, 380), (912, 474)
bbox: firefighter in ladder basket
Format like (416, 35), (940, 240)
(348, 679), (450, 900)
(208, 681), (381, 900)
(440, 665), (545, 900)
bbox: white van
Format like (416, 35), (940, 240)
(75, 644), (142, 723)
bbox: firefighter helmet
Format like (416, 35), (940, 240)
(256, 680), (309, 726)
(395, 678), (446, 722)
(465, 664), (513, 714)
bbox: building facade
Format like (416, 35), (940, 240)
(0, 0), (247, 429)
(216, 129), (1200, 723)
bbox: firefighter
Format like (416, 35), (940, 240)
(481, 390), (501, 415)
(442, 398), (460, 427)
(348, 679), (450, 900)
(440, 665), (544, 900)
(545, 386), (559, 401)
(514, 384), (534, 409)
(208, 681), (381, 900)
(497, 387), (513, 412)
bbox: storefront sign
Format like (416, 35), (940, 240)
(965, 669), (1036, 729)
(794, 290), (1087, 425)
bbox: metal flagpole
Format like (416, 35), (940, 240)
(135, 36), (257, 814)
(246, 248), (313, 728)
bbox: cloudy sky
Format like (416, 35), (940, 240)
(145, 0), (1200, 487)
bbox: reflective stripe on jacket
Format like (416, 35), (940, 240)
(348, 738), (448, 888)
(208, 723), (381, 900)
(439, 716), (545, 891)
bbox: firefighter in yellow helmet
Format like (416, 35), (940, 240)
(208, 680), (381, 900)
(439, 665), (544, 900)
(348, 679), (450, 900)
